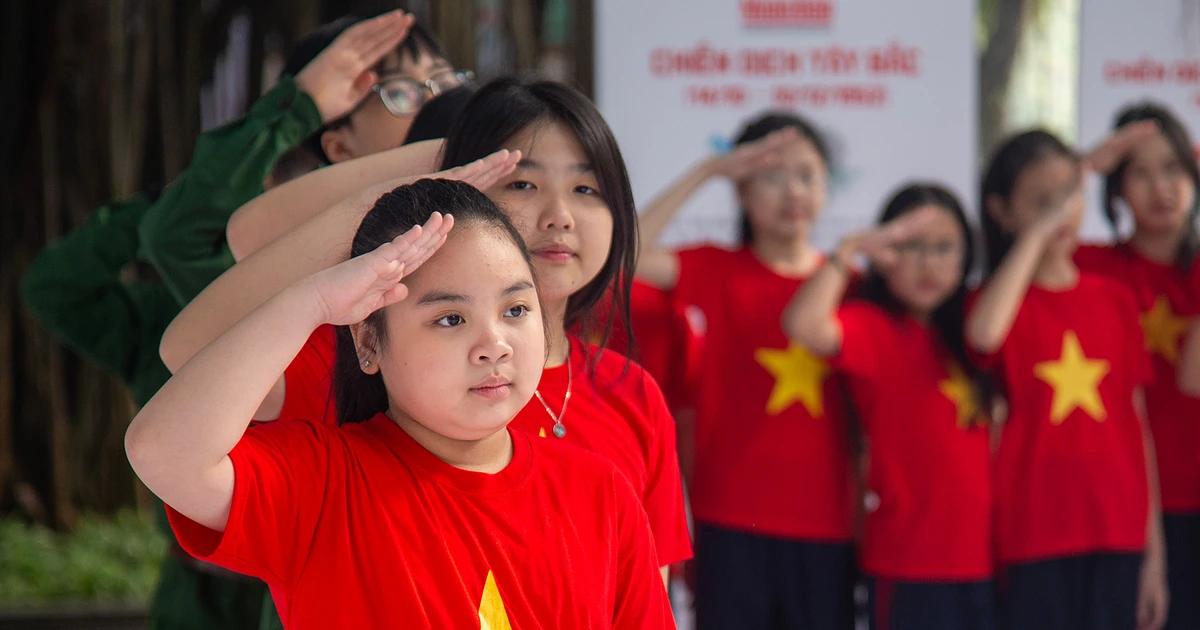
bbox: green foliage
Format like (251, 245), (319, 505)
(0, 510), (165, 604)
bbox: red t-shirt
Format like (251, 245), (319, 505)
(969, 273), (1151, 564)
(278, 324), (337, 425)
(673, 246), (854, 541)
(584, 281), (705, 412)
(1076, 244), (1200, 513)
(834, 301), (992, 580)
(509, 340), (693, 567)
(167, 415), (673, 629)
(276, 333), (692, 567)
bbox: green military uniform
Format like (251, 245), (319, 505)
(138, 75), (324, 304)
(136, 75), (323, 630)
(19, 196), (266, 629)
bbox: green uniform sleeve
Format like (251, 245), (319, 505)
(138, 75), (323, 303)
(20, 196), (177, 405)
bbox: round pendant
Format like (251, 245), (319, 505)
(552, 424), (567, 439)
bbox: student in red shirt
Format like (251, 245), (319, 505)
(159, 78), (692, 582)
(585, 280), (706, 487)
(783, 183), (994, 630)
(967, 130), (1169, 630)
(636, 112), (855, 629)
(592, 280), (705, 414)
(1073, 103), (1200, 630)
(126, 179), (674, 628)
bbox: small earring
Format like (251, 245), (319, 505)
(361, 360), (371, 368)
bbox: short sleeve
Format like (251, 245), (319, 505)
(679, 303), (707, 408)
(964, 287), (1006, 371)
(166, 419), (335, 588)
(278, 324), (338, 425)
(609, 468), (676, 629)
(832, 302), (888, 378)
(636, 370), (693, 566)
(658, 295), (702, 411)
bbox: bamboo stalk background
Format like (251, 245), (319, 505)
(0, 0), (554, 531)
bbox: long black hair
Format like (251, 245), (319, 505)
(402, 85), (476, 145)
(1104, 101), (1200, 272)
(856, 183), (985, 412)
(439, 77), (638, 362)
(733, 111), (831, 245)
(980, 130), (1078, 274)
(332, 178), (534, 426)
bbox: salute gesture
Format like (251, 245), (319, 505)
(340, 149), (523, 215)
(832, 205), (941, 270)
(438, 149), (523, 191)
(295, 10), (416, 122)
(309, 212), (453, 327)
(1084, 119), (1158, 174)
(705, 127), (802, 180)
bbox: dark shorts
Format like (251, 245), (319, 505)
(1163, 513), (1200, 630)
(694, 522), (856, 630)
(866, 576), (997, 630)
(1000, 552), (1141, 630)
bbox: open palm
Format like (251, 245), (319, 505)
(309, 212), (454, 326)
(709, 127), (801, 180)
(295, 10), (416, 122)
(857, 206), (941, 268)
(1085, 120), (1158, 174)
(440, 149), (523, 190)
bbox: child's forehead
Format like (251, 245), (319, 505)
(401, 226), (532, 295)
(506, 121), (586, 160)
(1017, 156), (1077, 193)
(1128, 133), (1174, 164)
(917, 212), (963, 239)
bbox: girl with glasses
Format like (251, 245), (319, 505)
(783, 183), (995, 630)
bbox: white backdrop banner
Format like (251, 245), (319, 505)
(1080, 2), (1200, 241)
(595, 0), (977, 250)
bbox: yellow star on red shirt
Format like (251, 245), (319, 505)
(938, 362), (980, 429)
(1033, 331), (1110, 425)
(1141, 295), (1190, 364)
(479, 571), (511, 630)
(754, 343), (829, 416)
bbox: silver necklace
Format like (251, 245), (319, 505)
(534, 345), (572, 438)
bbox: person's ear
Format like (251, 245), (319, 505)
(349, 322), (381, 374)
(321, 127), (358, 164)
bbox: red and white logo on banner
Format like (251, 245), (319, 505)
(740, 0), (834, 27)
